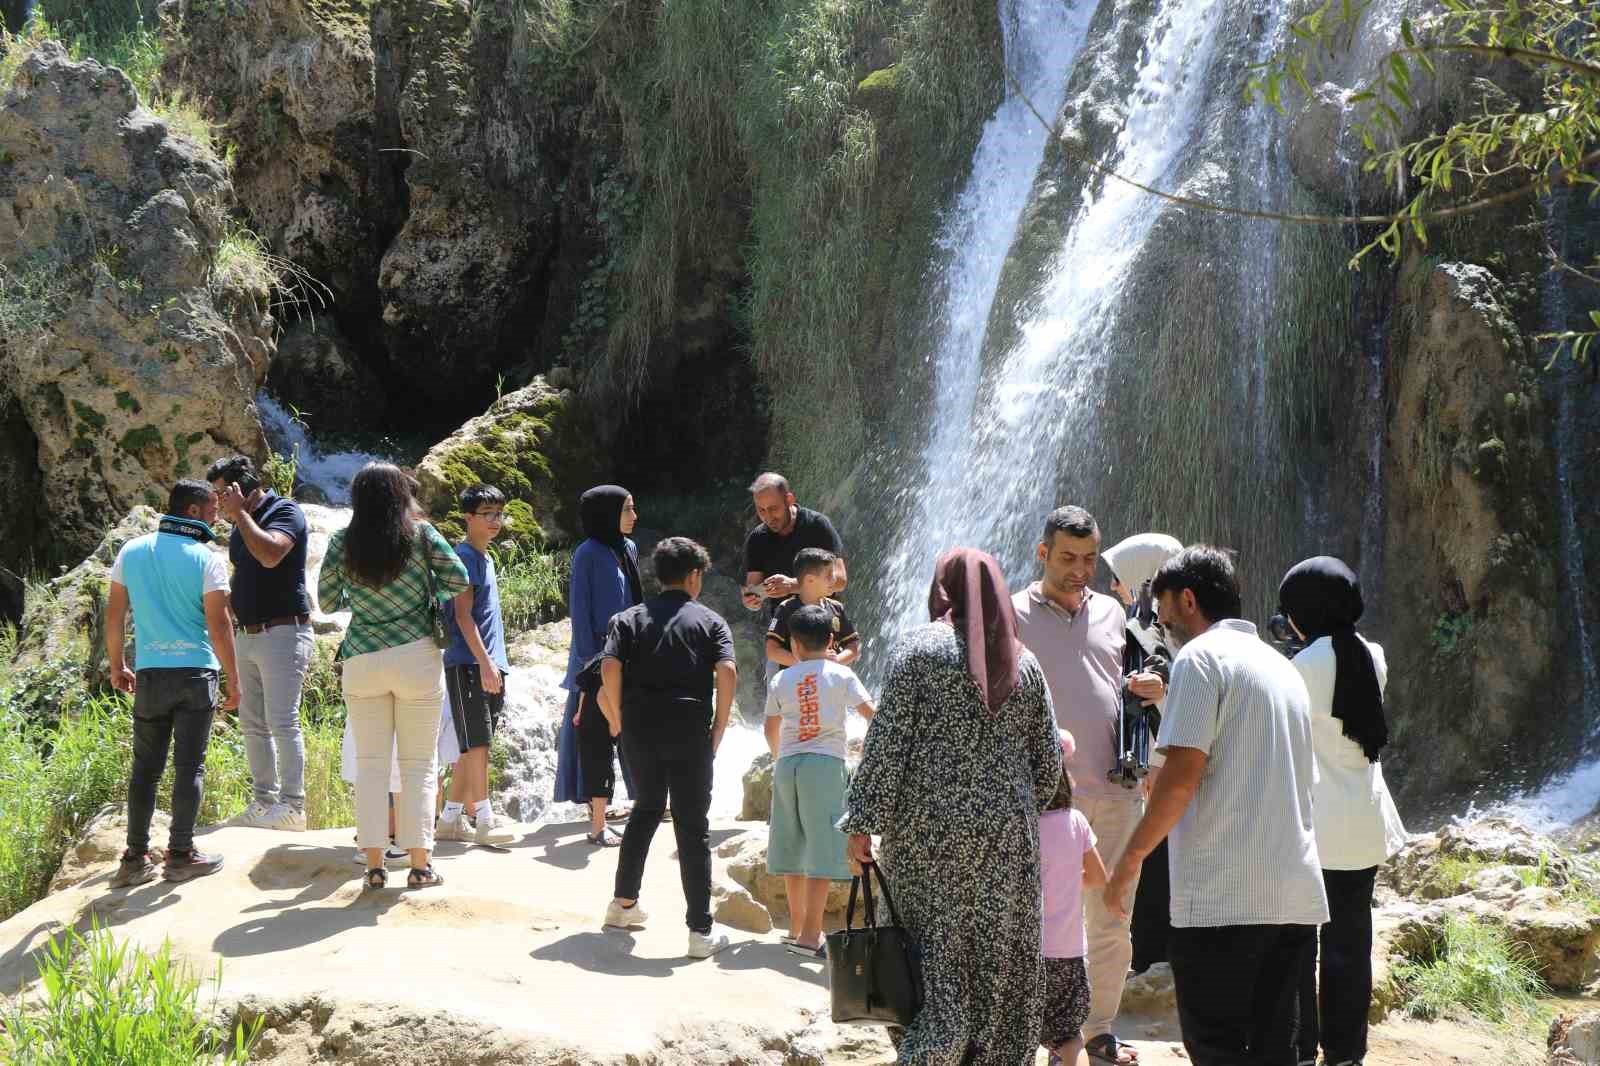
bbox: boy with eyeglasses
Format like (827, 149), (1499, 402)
(436, 484), (516, 846)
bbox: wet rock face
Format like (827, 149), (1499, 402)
(0, 43), (270, 563)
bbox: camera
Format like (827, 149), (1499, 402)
(1266, 613), (1305, 659)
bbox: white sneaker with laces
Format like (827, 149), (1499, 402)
(265, 803), (307, 832)
(603, 900), (649, 929)
(435, 816), (470, 842)
(473, 811), (515, 846)
(232, 801), (277, 828)
(687, 928), (730, 959)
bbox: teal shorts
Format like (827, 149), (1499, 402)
(767, 753), (851, 882)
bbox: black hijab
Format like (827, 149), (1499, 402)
(1278, 556), (1388, 762)
(579, 485), (643, 605)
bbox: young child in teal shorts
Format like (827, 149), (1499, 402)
(764, 604), (876, 958)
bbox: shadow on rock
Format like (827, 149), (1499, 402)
(213, 889), (404, 958)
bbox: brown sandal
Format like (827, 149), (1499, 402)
(406, 865), (444, 888)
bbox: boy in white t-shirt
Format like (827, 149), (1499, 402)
(764, 604), (875, 958)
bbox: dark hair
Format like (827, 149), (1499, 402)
(460, 483), (506, 513)
(205, 455), (258, 488)
(789, 603), (835, 651)
(1151, 545), (1242, 623)
(1045, 767), (1075, 812)
(748, 471), (791, 498)
(344, 463), (419, 588)
(793, 548), (835, 582)
(168, 479), (215, 517)
(653, 536), (710, 586)
(1043, 505), (1098, 545)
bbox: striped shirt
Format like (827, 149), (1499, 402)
(1157, 618), (1329, 929)
(316, 523), (470, 659)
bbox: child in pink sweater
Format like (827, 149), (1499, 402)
(1040, 732), (1108, 1066)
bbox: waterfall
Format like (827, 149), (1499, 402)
(257, 394), (380, 507)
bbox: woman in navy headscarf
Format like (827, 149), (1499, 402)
(556, 485), (643, 845)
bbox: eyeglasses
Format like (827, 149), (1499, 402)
(473, 511), (507, 522)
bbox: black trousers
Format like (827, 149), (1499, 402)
(1296, 866), (1378, 1065)
(1169, 923), (1313, 1066)
(615, 729), (714, 932)
(1131, 838), (1171, 972)
(127, 668), (217, 854)
(576, 692), (620, 801)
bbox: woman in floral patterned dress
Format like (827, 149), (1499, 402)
(842, 547), (1063, 1066)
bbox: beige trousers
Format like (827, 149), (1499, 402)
(1079, 792), (1146, 1041)
(343, 637), (443, 852)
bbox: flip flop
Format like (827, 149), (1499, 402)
(587, 828), (623, 847)
(1085, 1034), (1138, 1065)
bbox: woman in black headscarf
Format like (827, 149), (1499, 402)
(557, 486), (644, 845)
(1279, 557), (1406, 1066)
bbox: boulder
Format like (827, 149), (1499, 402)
(740, 753), (774, 822)
(1551, 1012), (1600, 1066)
(50, 804), (171, 894)
(711, 882), (773, 934)
(1384, 818), (1574, 900)
(722, 830), (852, 917)
(1389, 888), (1600, 992)
(413, 378), (598, 548)
(1120, 964), (1176, 1015)
(0, 43), (271, 563)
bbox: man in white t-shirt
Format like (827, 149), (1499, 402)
(105, 480), (241, 890)
(764, 604), (875, 958)
(1103, 546), (1327, 1066)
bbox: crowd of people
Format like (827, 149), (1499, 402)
(102, 462), (1406, 1066)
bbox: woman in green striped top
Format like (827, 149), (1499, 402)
(318, 463), (470, 889)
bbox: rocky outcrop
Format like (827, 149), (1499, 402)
(266, 321), (382, 431)
(1552, 1012), (1600, 1066)
(740, 752), (774, 822)
(413, 377), (599, 548)
(0, 43), (270, 564)
(50, 803), (170, 894)
(719, 830), (853, 918)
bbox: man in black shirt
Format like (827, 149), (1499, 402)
(740, 472), (846, 616)
(600, 537), (738, 959)
(208, 455), (313, 833)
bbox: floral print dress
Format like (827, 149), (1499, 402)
(840, 621), (1063, 1066)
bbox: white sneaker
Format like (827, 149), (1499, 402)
(232, 801), (276, 828)
(603, 901), (649, 929)
(434, 816), (470, 842)
(687, 928), (729, 959)
(265, 803), (306, 832)
(473, 811), (515, 846)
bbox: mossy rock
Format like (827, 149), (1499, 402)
(414, 377), (601, 550)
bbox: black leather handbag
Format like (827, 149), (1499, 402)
(826, 861), (924, 1027)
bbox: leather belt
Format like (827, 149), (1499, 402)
(240, 613), (311, 634)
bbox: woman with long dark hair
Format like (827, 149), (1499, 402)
(1280, 557), (1406, 1066)
(557, 485), (643, 845)
(841, 548), (1063, 1065)
(318, 463), (470, 889)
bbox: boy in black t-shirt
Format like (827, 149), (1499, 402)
(767, 549), (860, 669)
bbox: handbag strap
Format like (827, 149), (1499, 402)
(844, 867), (880, 930)
(865, 861), (901, 927)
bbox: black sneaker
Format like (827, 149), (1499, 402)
(163, 848), (224, 882)
(110, 849), (162, 888)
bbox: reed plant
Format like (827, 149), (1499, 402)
(1394, 916), (1546, 1024)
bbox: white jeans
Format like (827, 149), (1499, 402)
(343, 638), (443, 852)
(1079, 792), (1146, 1041)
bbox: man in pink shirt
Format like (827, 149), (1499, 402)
(1013, 506), (1165, 1066)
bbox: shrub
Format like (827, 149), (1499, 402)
(494, 541), (571, 633)
(1394, 916), (1546, 1023)
(0, 921), (260, 1065)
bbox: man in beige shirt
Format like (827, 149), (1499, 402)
(1013, 506), (1164, 1066)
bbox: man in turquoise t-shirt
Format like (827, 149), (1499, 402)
(106, 479), (241, 889)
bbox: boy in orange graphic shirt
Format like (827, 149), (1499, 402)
(764, 605), (874, 958)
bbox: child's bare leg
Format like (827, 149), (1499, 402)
(783, 875), (809, 939)
(799, 878), (830, 947)
(589, 797), (608, 836)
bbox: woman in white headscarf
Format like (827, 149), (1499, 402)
(1100, 532), (1184, 976)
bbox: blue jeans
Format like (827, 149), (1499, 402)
(127, 668), (217, 854)
(237, 624), (313, 809)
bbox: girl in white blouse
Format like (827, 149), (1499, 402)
(1280, 556), (1406, 1066)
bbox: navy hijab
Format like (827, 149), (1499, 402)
(579, 485), (643, 605)
(1278, 556), (1388, 762)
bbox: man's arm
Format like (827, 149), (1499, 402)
(832, 556), (848, 595)
(1103, 745), (1206, 919)
(106, 581), (135, 694)
(452, 590), (502, 694)
(220, 486), (293, 568)
(712, 659), (737, 754)
(600, 658), (624, 737)
(204, 589), (241, 711)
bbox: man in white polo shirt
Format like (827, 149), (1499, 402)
(1103, 545), (1327, 1066)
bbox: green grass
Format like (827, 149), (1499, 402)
(0, 921), (260, 1065)
(1418, 854), (1495, 898)
(1393, 917), (1547, 1024)
(493, 541), (571, 632)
